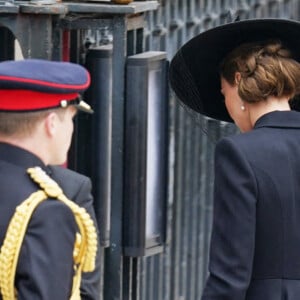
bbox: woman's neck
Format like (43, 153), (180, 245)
(248, 96), (291, 127)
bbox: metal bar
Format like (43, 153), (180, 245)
(103, 14), (127, 300)
(170, 105), (185, 300)
(51, 23), (63, 61)
(0, 26), (14, 61)
(179, 114), (192, 298)
(85, 46), (113, 248)
(65, 1), (159, 14)
(127, 30), (135, 55)
(13, 14), (53, 59)
(131, 258), (139, 300)
(136, 28), (144, 53)
(59, 18), (112, 30)
(123, 257), (132, 300)
(146, 258), (154, 300)
(0, 4), (18, 13)
(186, 121), (200, 300)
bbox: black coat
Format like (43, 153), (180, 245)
(202, 110), (300, 300)
(0, 143), (101, 300)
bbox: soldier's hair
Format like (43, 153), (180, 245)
(0, 108), (67, 136)
(220, 40), (300, 103)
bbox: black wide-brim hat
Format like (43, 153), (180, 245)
(169, 18), (300, 122)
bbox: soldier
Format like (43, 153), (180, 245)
(0, 59), (101, 299)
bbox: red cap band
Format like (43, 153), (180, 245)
(0, 90), (79, 111)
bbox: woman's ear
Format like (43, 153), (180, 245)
(235, 72), (241, 85)
(44, 112), (57, 137)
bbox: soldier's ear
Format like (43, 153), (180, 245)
(44, 112), (58, 138)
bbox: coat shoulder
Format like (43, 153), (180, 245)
(47, 166), (91, 199)
(217, 128), (268, 154)
(48, 165), (89, 181)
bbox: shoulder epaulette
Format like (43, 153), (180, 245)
(0, 166), (98, 300)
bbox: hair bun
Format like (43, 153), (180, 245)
(262, 41), (290, 58)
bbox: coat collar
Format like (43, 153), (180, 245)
(0, 142), (46, 170)
(254, 110), (300, 129)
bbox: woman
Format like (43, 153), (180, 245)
(170, 19), (300, 300)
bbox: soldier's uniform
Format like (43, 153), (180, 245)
(0, 59), (101, 300)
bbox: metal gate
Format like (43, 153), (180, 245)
(0, 0), (299, 299)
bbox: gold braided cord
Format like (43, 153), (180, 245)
(27, 167), (98, 272)
(0, 190), (48, 299)
(0, 167), (98, 300)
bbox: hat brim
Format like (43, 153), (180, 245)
(169, 18), (300, 122)
(61, 98), (94, 114)
(75, 99), (94, 114)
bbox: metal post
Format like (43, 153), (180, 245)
(0, 27), (14, 61)
(103, 14), (127, 300)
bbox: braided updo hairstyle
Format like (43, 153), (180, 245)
(220, 40), (300, 103)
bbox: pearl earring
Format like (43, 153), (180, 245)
(241, 105), (245, 111)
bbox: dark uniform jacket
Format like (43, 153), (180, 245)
(202, 110), (300, 300)
(0, 143), (101, 300)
